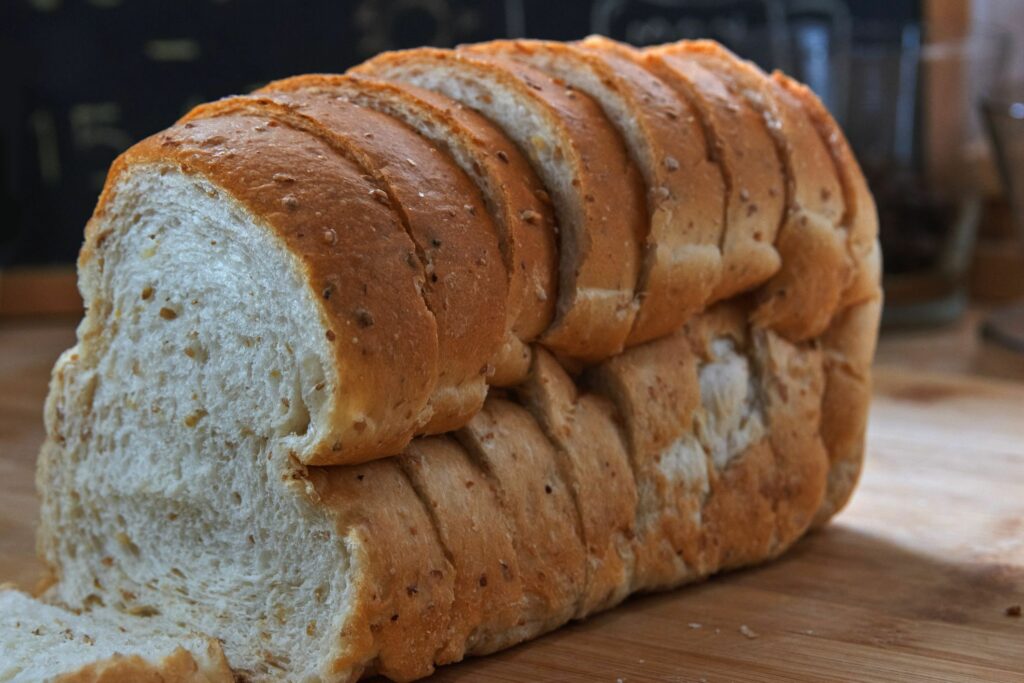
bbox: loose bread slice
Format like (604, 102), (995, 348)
(183, 92), (507, 435)
(469, 38), (725, 346)
(644, 44), (784, 302)
(354, 47), (646, 362)
(515, 350), (637, 616)
(260, 74), (558, 385)
(397, 436), (524, 662)
(670, 41), (848, 342)
(456, 398), (585, 638)
(0, 588), (232, 683)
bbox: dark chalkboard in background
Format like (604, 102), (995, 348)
(0, 0), (916, 270)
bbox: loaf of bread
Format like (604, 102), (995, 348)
(16, 36), (880, 682)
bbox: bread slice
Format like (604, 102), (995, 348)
(814, 294), (882, 525)
(0, 588), (232, 683)
(353, 47), (646, 363)
(259, 74), (559, 385)
(397, 436), (524, 662)
(456, 398), (585, 637)
(71, 113), (442, 466)
(771, 73), (883, 523)
(644, 44), (784, 302)
(182, 92), (507, 435)
(468, 38), (725, 346)
(665, 41), (848, 342)
(585, 329), (702, 590)
(305, 460), (456, 682)
(514, 350), (637, 616)
(773, 72), (881, 310)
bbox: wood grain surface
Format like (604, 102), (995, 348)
(1, 320), (1022, 681)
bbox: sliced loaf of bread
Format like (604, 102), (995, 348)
(27, 36), (881, 683)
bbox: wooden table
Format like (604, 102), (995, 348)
(2, 320), (1022, 681)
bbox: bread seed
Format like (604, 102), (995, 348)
(496, 150), (509, 163)
(354, 308), (375, 328)
(519, 209), (540, 224)
(282, 195), (299, 210)
(321, 228), (337, 245)
(369, 188), (390, 206)
(159, 307), (177, 320)
(183, 409), (207, 428)
(664, 156), (680, 172)
(140, 286), (153, 301)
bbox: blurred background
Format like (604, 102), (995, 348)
(2, 0), (1023, 377)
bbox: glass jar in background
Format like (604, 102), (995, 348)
(980, 83), (1024, 356)
(844, 27), (1011, 327)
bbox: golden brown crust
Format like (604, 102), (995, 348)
(309, 460), (455, 683)
(515, 350), (637, 616)
(398, 436), (524, 662)
(89, 114), (438, 466)
(645, 44), (784, 302)
(182, 92), (506, 435)
(354, 47), (646, 363)
(456, 398), (585, 636)
(266, 74), (559, 371)
(477, 38), (726, 346)
(53, 645), (233, 683)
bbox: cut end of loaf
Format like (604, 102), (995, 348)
(41, 164), (359, 681)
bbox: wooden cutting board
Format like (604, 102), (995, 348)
(1, 322), (1022, 681)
